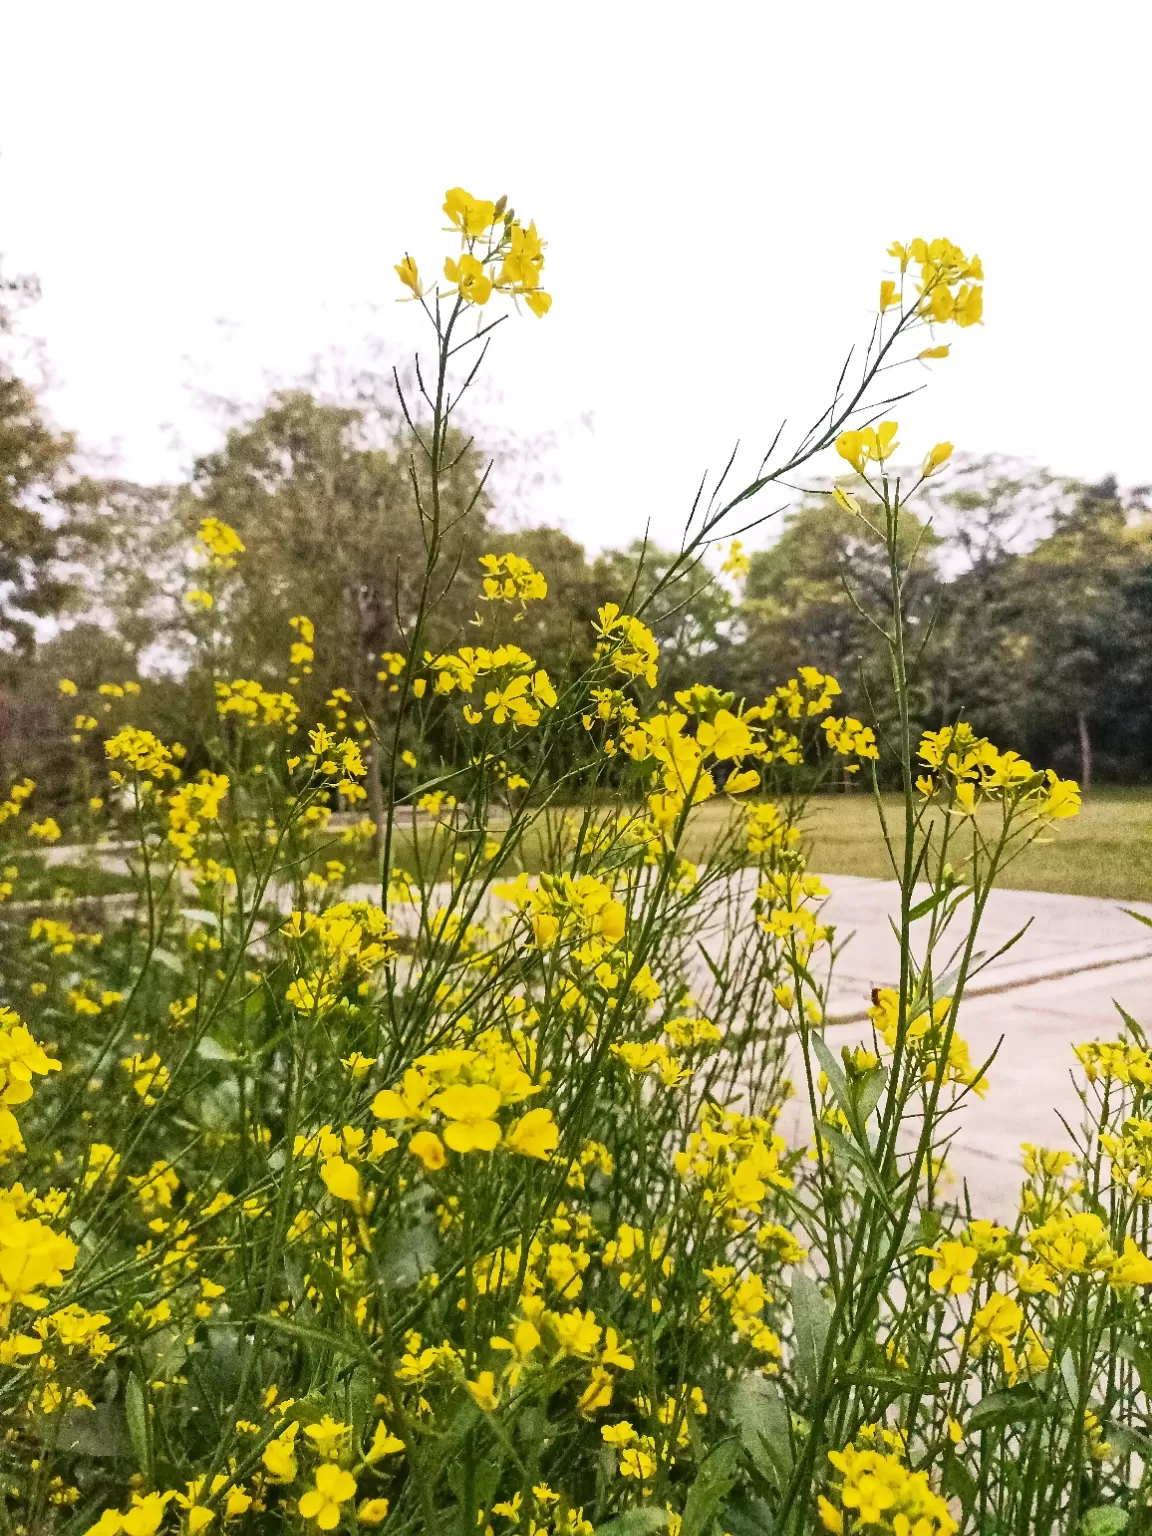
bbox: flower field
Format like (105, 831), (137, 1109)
(3, 192), (1150, 1536)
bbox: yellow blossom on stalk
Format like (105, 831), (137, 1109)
(821, 1439), (956, 1535)
(104, 726), (178, 780)
(506, 1106), (559, 1160)
(835, 420), (900, 474)
(822, 715), (879, 769)
(922, 440), (953, 477)
(366, 1419), (405, 1460)
(196, 516), (245, 570)
(394, 254), (423, 298)
(495, 219), (545, 293)
(320, 1155), (362, 1206)
(916, 1240), (977, 1295)
(304, 1416), (349, 1457)
(868, 987), (987, 1097)
(298, 1463), (357, 1529)
(721, 538), (751, 577)
(444, 252), (493, 306)
(467, 1370), (500, 1411)
(435, 1083), (503, 1152)
(965, 1291), (1024, 1368)
(0, 1208), (78, 1323)
(262, 1423), (299, 1482)
(443, 187), (497, 238)
(594, 604), (659, 689)
(120, 1052), (169, 1105)
(29, 816), (62, 842)
(58, 678), (78, 695)
(479, 552), (548, 605)
(0, 1007), (61, 1152)
(879, 278), (901, 311)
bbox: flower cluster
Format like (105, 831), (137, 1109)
(396, 186), (552, 317)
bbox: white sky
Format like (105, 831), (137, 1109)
(1, 1), (1148, 553)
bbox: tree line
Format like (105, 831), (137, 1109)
(2, 261), (1148, 803)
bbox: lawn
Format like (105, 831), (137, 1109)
(685, 787), (1152, 903)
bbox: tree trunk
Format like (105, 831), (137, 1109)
(1077, 709), (1092, 795)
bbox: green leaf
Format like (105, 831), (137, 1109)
(595, 1510), (670, 1536)
(681, 1439), (740, 1536)
(908, 889), (949, 922)
(125, 1372), (151, 1482)
(1083, 1509), (1128, 1535)
(967, 1385), (1049, 1430)
(346, 1364), (375, 1440)
(810, 1032), (850, 1113)
(50, 1403), (132, 1459)
(730, 1373), (792, 1487)
(257, 1312), (376, 1368)
(816, 1121), (893, 1212)
(1117, 1336), (1152, 1400)
(716, 1495), (776, 1536)
(855, 1066), (888, 1126)
(1104, 1420), (1152, 1460)
(1058, 1348), (1080, 1405)
(943, 1456), (977, 1517)
(791, 1269), (832, 1399)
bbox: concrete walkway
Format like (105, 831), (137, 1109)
(806, 877), (1152, 1218)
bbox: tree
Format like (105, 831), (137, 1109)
(729, 497), (939, 744)
(185, 389), (494, 835)
(0, 263), (81, 655)
(1004, 478), (1152, 788)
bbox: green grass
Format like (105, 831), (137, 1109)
(688, 788), (1152, 903)
(332, 789), (1152, 904)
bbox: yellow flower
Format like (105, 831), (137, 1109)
(196, 516), (245, 570)
(506, 1107), (559, 1161)
(358, 1501), (390, 1527)
(879, 278), (900, 311)
(298, 1464), (357, 1530)
(434, 1083), (502, 1153)
(834, 421), (900, 474)
(409, 1130), (446, 1170)
(262, 1424), (299, 1482)
(58, 678), (78, 695)
(444, 252), (493, 306)
(443, 186), (497, 238)
(366, 1419), (405, 1460)
(818, 1496), (844, 1533)
(916, 1239), (977, 1295)
(395, 254), (423, 298)
(922, 440), (953, 477)
(320, 1156), (361, 1206)
(304, 1415), (349, 1457)
(466, 1370), (500, 1412)
(29, 818), (62, 843)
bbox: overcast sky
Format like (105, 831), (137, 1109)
(1, 2), (1148, 552)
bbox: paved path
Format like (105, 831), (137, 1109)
(799, 877), (1152, 1218)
